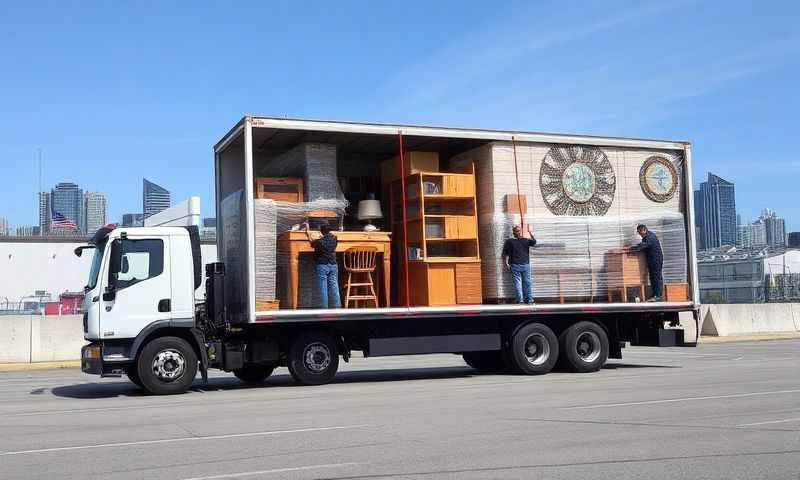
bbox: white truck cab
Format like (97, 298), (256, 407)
(79, 224), (205, 394)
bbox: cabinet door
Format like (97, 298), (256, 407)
(456, 263), (482, 304)
(457, 216), (477, 239)
(444, 217), (460, 239)
(427, 264), (456, 305)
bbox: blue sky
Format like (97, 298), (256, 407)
(1, 0), (798, 230)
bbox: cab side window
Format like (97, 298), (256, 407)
(116, 239), (164, 290)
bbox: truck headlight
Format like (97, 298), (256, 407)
(83, 345), (101, 359)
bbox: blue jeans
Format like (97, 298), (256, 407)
(649, 267), (663, 298)
(510, 263), (533, 303)
(316, 263), (341, 308)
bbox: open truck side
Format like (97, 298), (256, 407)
(80, 116), (699, 395)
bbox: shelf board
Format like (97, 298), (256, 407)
(409, 257), (481, 263)
(425, 238), (478, 242)
(423, 194), (474, 200)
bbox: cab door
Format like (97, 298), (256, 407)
(99, 236), (171, 340)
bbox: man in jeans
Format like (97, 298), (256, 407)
(305, 223), (341, 308)
(502, 224), (537, 304)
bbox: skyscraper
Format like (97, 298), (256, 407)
(789, 232), (800, 248)
(736, 221), (767, 248)
(760, 209), (787, 247)
(143, 179), (170, 219)
(0, 217), (8, 236)
(83, 192), (107, 235)
(50, 182), (83, 234)
(38, 192), (50, 235)
(696, 173), (736, 249)
(693, 189), (705, 251)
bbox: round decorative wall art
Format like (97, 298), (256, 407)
(539, 145), (616, 216)
(639, 156), (678, 203)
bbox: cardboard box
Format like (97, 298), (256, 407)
(505, 194), (528, 214)
(381, 151), (439, 184)
(665, 283), (689, 302)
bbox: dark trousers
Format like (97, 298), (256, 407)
(649, 267), (663, 298)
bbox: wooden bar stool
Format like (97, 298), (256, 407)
(343, 247), (379, 308)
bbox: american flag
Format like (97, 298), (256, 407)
(51, 206), (77, 231)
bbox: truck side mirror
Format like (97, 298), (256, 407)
(104, 239), (122, 301)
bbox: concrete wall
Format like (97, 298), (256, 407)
(700, 303), (800, 336)
(0, 315), (84, 363)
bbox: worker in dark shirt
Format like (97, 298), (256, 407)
(305, 222), (341, 308)
(630, 224), (664, 302)
(502, 224), (537, 304)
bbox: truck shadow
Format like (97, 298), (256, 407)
(48, 362), (677, 399)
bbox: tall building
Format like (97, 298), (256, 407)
(38, 192), (50, 235)
(789, 232), (800, 248)
(83, 192), (107, 235)
(50, 182), (83, 233)
(121, 213), (144, 227)
(0, 217), (8, 236)
(693, 189), (705, 251)
(736, 221), (767, 248)
(15, 225), (38, 236)
(143, 179), (170, 219)
(760, 209), (787, 247)
(696, 173), (736, 250)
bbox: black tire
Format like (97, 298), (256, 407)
(558, 321), (609, 373)
(233, 364), (275, 383)
(136, 336), (198, 395)
(124, 366), (143, 388)
(505, 323), (559, 375)
(462, 351), (506, 372)
(287, 331), (339, 385)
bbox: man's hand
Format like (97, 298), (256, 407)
(527, 225), (534, 238)
(504, 259), (511, 271)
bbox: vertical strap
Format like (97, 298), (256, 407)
(398, 131), (411, 307)
(511, 135), (524, 228)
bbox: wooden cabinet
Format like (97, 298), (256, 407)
(390, 164), (482, 306)
(405, 261), (481, 306)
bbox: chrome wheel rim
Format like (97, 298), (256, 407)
(304, 342), (331, 373)
(523, 333), (550, 366)
(575, 331), (601, 363)
(151, 349), (186, 382)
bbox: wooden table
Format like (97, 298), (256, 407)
(277, 230), (392, 309)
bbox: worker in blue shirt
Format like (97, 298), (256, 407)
(629, 224), (664, 302)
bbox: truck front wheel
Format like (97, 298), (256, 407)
(287, 331), (339, 385)
(233, 364), (275, 383)
(558, 321), (609, 373)
(137, 336), (198, 395)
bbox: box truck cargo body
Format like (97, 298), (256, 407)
(79, 116), (699, 395)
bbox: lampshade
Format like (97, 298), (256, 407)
(357, 199), (383, 220)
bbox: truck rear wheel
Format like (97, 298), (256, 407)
(505, 323), (559, 375)
(233, 364), (275, 383)
(462, 351), (505, 372)
(136, 336), (198, 395)
(287, 331), (339, 385)
(558, 321), (609, 373)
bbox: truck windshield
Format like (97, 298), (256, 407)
(87, 240), (106, 290)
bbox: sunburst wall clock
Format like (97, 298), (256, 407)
(539, 145), (616, 215)
(639, 155), (678, 203)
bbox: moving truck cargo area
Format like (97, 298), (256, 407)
(78, 116), (700, 395)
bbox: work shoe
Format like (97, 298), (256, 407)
(646, 296), (663, 302)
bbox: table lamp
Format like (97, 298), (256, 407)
(357, 196), (383, 231)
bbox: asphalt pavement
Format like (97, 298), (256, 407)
(1, 340), (798, 480)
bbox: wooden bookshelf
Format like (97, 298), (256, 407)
(389, 164), (482, 306)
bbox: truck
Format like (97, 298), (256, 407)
(79, 116), (700, 395)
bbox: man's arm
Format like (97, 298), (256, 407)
(527, 225), (537, 246)
(630, 234), (650, 252)
(502, 240), (511, 270)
